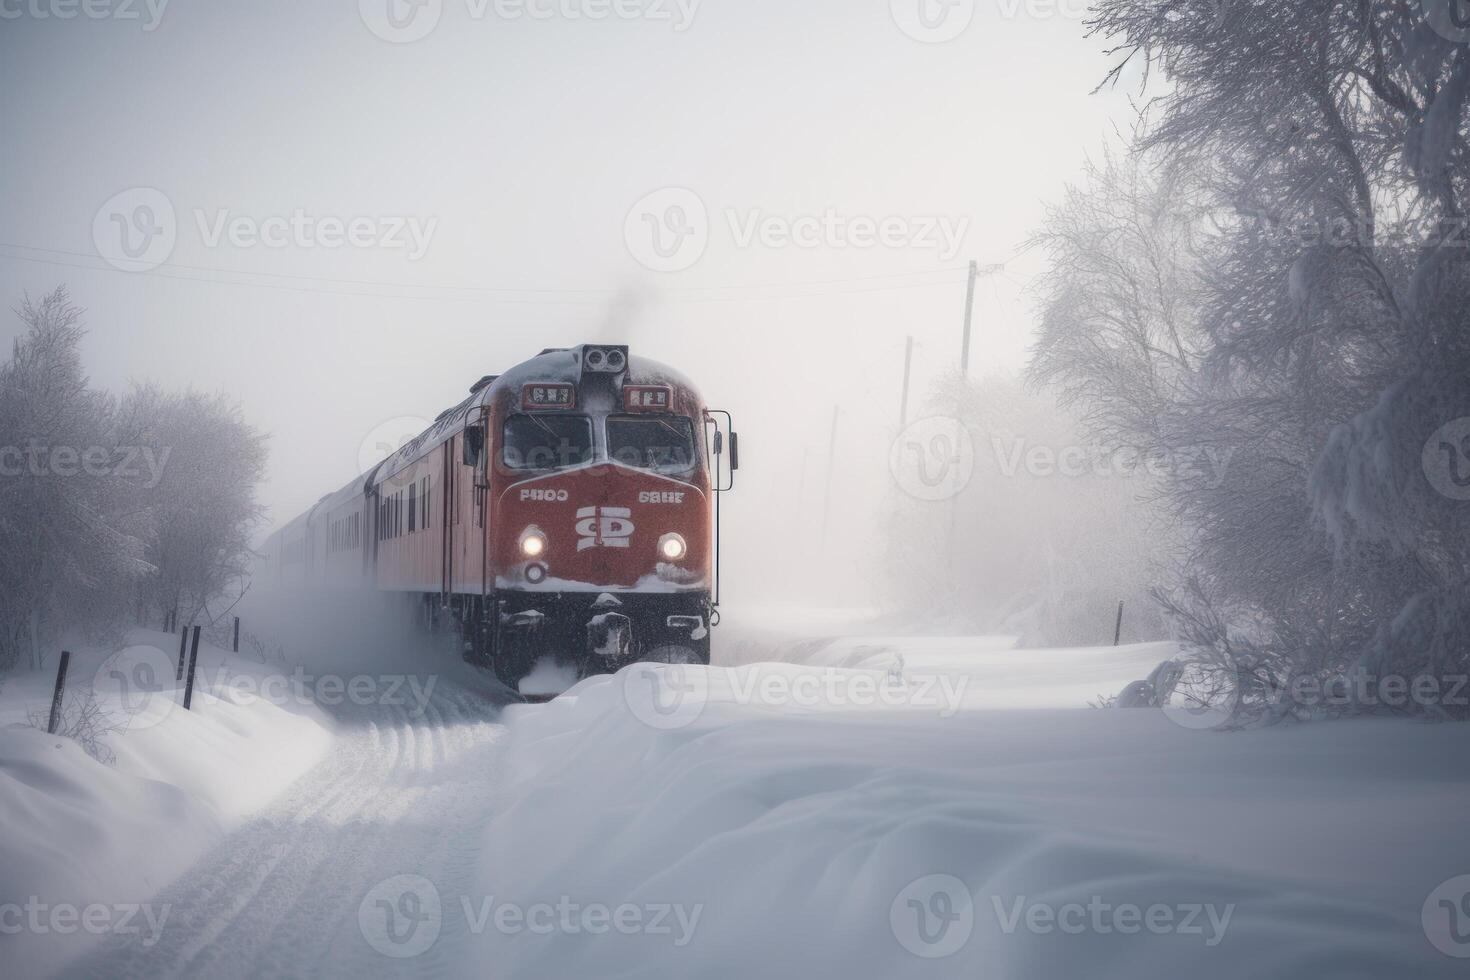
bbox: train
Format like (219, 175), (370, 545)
(261, 344), (738, 693)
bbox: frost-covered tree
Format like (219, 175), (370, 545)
(1033, 1), (1470, 719)
(118, 385), (268, 629)
(0, 287), (269, 673)
(0, 288), (148, 670)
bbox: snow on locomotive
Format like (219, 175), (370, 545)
(263, 344), (739, 692)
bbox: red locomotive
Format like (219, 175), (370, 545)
(263, 344), (739, 692)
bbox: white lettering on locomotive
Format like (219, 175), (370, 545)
(575, 506), (635, 551)
(638, 491), (686, 504)
(520, 488), (569, 502)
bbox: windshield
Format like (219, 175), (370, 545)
(606, 415), (698, 475)
(502, 414), (594, 471)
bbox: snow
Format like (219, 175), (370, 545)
(0, 630), (334, 978)
(518, 657), (581, 698)
(480, 636), (1467, 978)
(3, 613), (1466, 978)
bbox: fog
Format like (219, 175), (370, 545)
(5, 7), (1469, 977)
(0, 1), (1141, 611)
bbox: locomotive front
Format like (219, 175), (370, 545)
(474, 345), (729, 688)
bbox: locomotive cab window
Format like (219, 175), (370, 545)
(502, 414), (594, 471)
(607, 415), (697, 475)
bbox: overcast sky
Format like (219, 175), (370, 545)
(0, 0), (1139, 600)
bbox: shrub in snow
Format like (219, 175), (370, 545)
(25, 688), (122, 765)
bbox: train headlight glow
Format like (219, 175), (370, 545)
(658, 532), (687, 561)
(519, 527), (548, 558)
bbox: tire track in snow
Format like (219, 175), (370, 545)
(67, 682), (509, 980)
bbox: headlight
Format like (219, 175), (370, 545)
(657, 532), (687, 561)
(519, 527), (548, 557)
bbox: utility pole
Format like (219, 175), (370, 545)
(959, 260), (1006, 377)
(899, 335), (914, 429)
(793, 445), (809, 582)
(820, 406), (840, 557)
(960, 260), (978, 376)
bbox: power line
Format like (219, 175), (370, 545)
(0, 241), (996, 302)
(0, 248), (981, 305)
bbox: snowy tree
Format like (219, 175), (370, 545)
(118, 385), (267, 630)
(0, 287), (268, 673)
(0, 288), (148, 670)
(1031, 1), (1470, 718)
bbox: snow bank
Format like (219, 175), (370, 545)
(0, 630), (334, 977)
(717, 604), (1174, 708)
(478, 655), (1465, 978)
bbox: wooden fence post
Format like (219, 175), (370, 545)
(232, 616), (240, 654)
(182, 626), (202, 711)
(176, 624), (189, 681)
(1113, 600), (1125, 646)
(46, 651), (71, 735)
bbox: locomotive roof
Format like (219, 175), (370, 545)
(265, 345), (704, 547)
(370, 345), (703, 488)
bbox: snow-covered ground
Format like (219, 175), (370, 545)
(3, 611), (1468, 978)
(482, 641), (1469, 978)
(0, 630), (336, 977)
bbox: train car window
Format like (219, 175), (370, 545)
(606, 416), (697, 475)
(502, 414), (594, 471)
